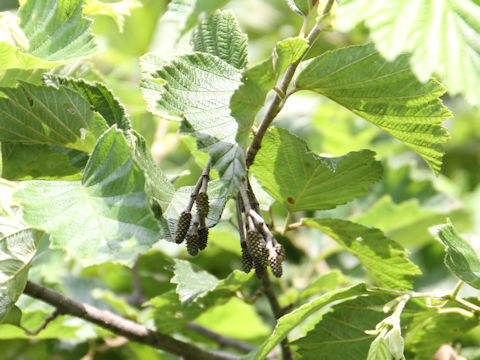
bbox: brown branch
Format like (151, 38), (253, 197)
(186, 323), (256, 353)
(186, 157), (211, 212)
(23, 281), (239, 360)
(22, 309), (60, 335)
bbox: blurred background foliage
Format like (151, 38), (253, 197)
(2, 0), (480, 359)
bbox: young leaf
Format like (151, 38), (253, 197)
(337, 0), (480, 106)
(18, 0), (98, 61)
(251, 283), (368, 360)
(437, 219), (480, 289)
(251, 127), (383, 212)
(293, 295), (391, 360)
(82, 0), (142, 32)
(303, 218), (421, 289)
(14, 127), (161, 267)
(192, 10), (248, 70)
(286, 0), (318, 16)
(0, 82), (109, 152)
(367, 337), (393, 360)
(230, 37), (309, 145)
(296, 44), (452, 173)
(141, 52), (245, 193)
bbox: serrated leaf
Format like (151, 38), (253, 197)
(296, 44), (452, 173)
(338, 0), (480, 106)
(160, 0), (228, 38)
(18, 0), (97, 61)
(141, 52), (245, 193)
(437, 219), (480, 289)
(293, 295), (390, 360)
(0, 82), (109, 152)
(303, 218), (421, 289)
(14, 127), (161, 267)
(251, 283), (367, 360)
(83, 0), (141, 32)
(192, 10), (248, 70)
(251, 127), (383, 212)
(148, 266), (254, 333)
(230, 37), (309, 145)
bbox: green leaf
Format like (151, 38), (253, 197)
(230, 37), (309, 145)
(14, 127), (161, 267)
(192, 10), (248, 70)
(286, 0), (318, 16)
(251, 283), (368, 360)
(437, 219), (480, 289)
(303, 218), (421, 289)
(148, 266), (254, 333)
(251, 127), (383, 212)
(82, 0), (142, 32)
(0, 82), (109, 152)
(160, 0), (228, 38)
(141, 52), (245, 193)
(337, 0), (480, 106)
(18, 0), (98, 61)
(296, 44), (452, 173)
(367, 337), (393, 360)
(293, 295), (390, 360)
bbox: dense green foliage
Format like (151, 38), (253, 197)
(1, 0), (480, 359)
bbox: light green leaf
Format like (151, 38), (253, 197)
(303, 218), (421, 289)
(251, 283), (368, 360)
(192, 10), (248, 70)
(367, 337), (393, 360)
(286, 0), (318, 16)
(437, 219), (480, 289)
(83, 0), (142, 31)
(14, 127), (161, 267)
(141, 52), (245, 193)
(293, 295), (390, 360)
(296, 44), (452, 173)
(251, 127), (383, 212)
(0, 82), (109, 152)
(338, 0), (480, 106)
(230, 37), (309, 145)
(160, 0), (228, 38)
(18, 0), (98, 61)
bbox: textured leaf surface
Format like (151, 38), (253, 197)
(230, 37), (309, 145)
(296, 44), (452, 173)
(83, 0), (141, 31)
(338, 0), (480, 106)
(0, 82), (108, 152)
(251, 127), (383, 212)
(192, 10), (247, 70)
(437, 220), (480, 289)
(14, 127), (160, 266)
(367, 337), (393, 360)
(18, 0), (97, 61)
(293, 295), (389, 360)
(303, 218), (421, 289)
(141, 52), (245, 193)
(252, 283), (368, 360)
(149, 265), (254, 333)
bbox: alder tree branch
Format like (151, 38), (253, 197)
(22, 309), (60, 335)
(186, 157), (211, 212)
(23, 281), (240, 360)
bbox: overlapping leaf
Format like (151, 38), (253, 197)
(296, 44), (452, 173)
(14, 127), (161, 267)
(337, 0), (480, 106)
(437, 219), (480, 289)
(230, 37), (309, 145)
(82, 0), (141, 31)
(192, 10), (248, 70)
(141, 52), (245, 193)
(251, 127), (383, 212)
(303, 218), (421, 289)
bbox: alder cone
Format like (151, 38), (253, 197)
(241, 246), (253, 273)
(198, 226), (208, 250)
(175, 211), (192, 244)
(246, 231), (268, 267)
(269, 255), (283, 278)
(195, 192), (210, 218)
(186, 233), (199, 256)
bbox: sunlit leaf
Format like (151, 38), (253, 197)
(83, 0), (142, 31)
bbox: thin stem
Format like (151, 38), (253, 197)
(282, 211), (293, 236)
(186, 323), (256, 353)
(23, 281), (239, 360)
(187, 158), (211, 212)
(451, 280), (464, 299)
(22, 309), (60, 335)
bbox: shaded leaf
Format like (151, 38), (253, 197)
(296, 44), (452, 173)
(192, 10), (248, 70)
(251, 127), (383, 212)
(303, 218), (421, 289)
(437, 219), (480, 289)
(338, 0), (480, 106)
(14, 127), (160, 267)
(230, 37), (309, 145)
